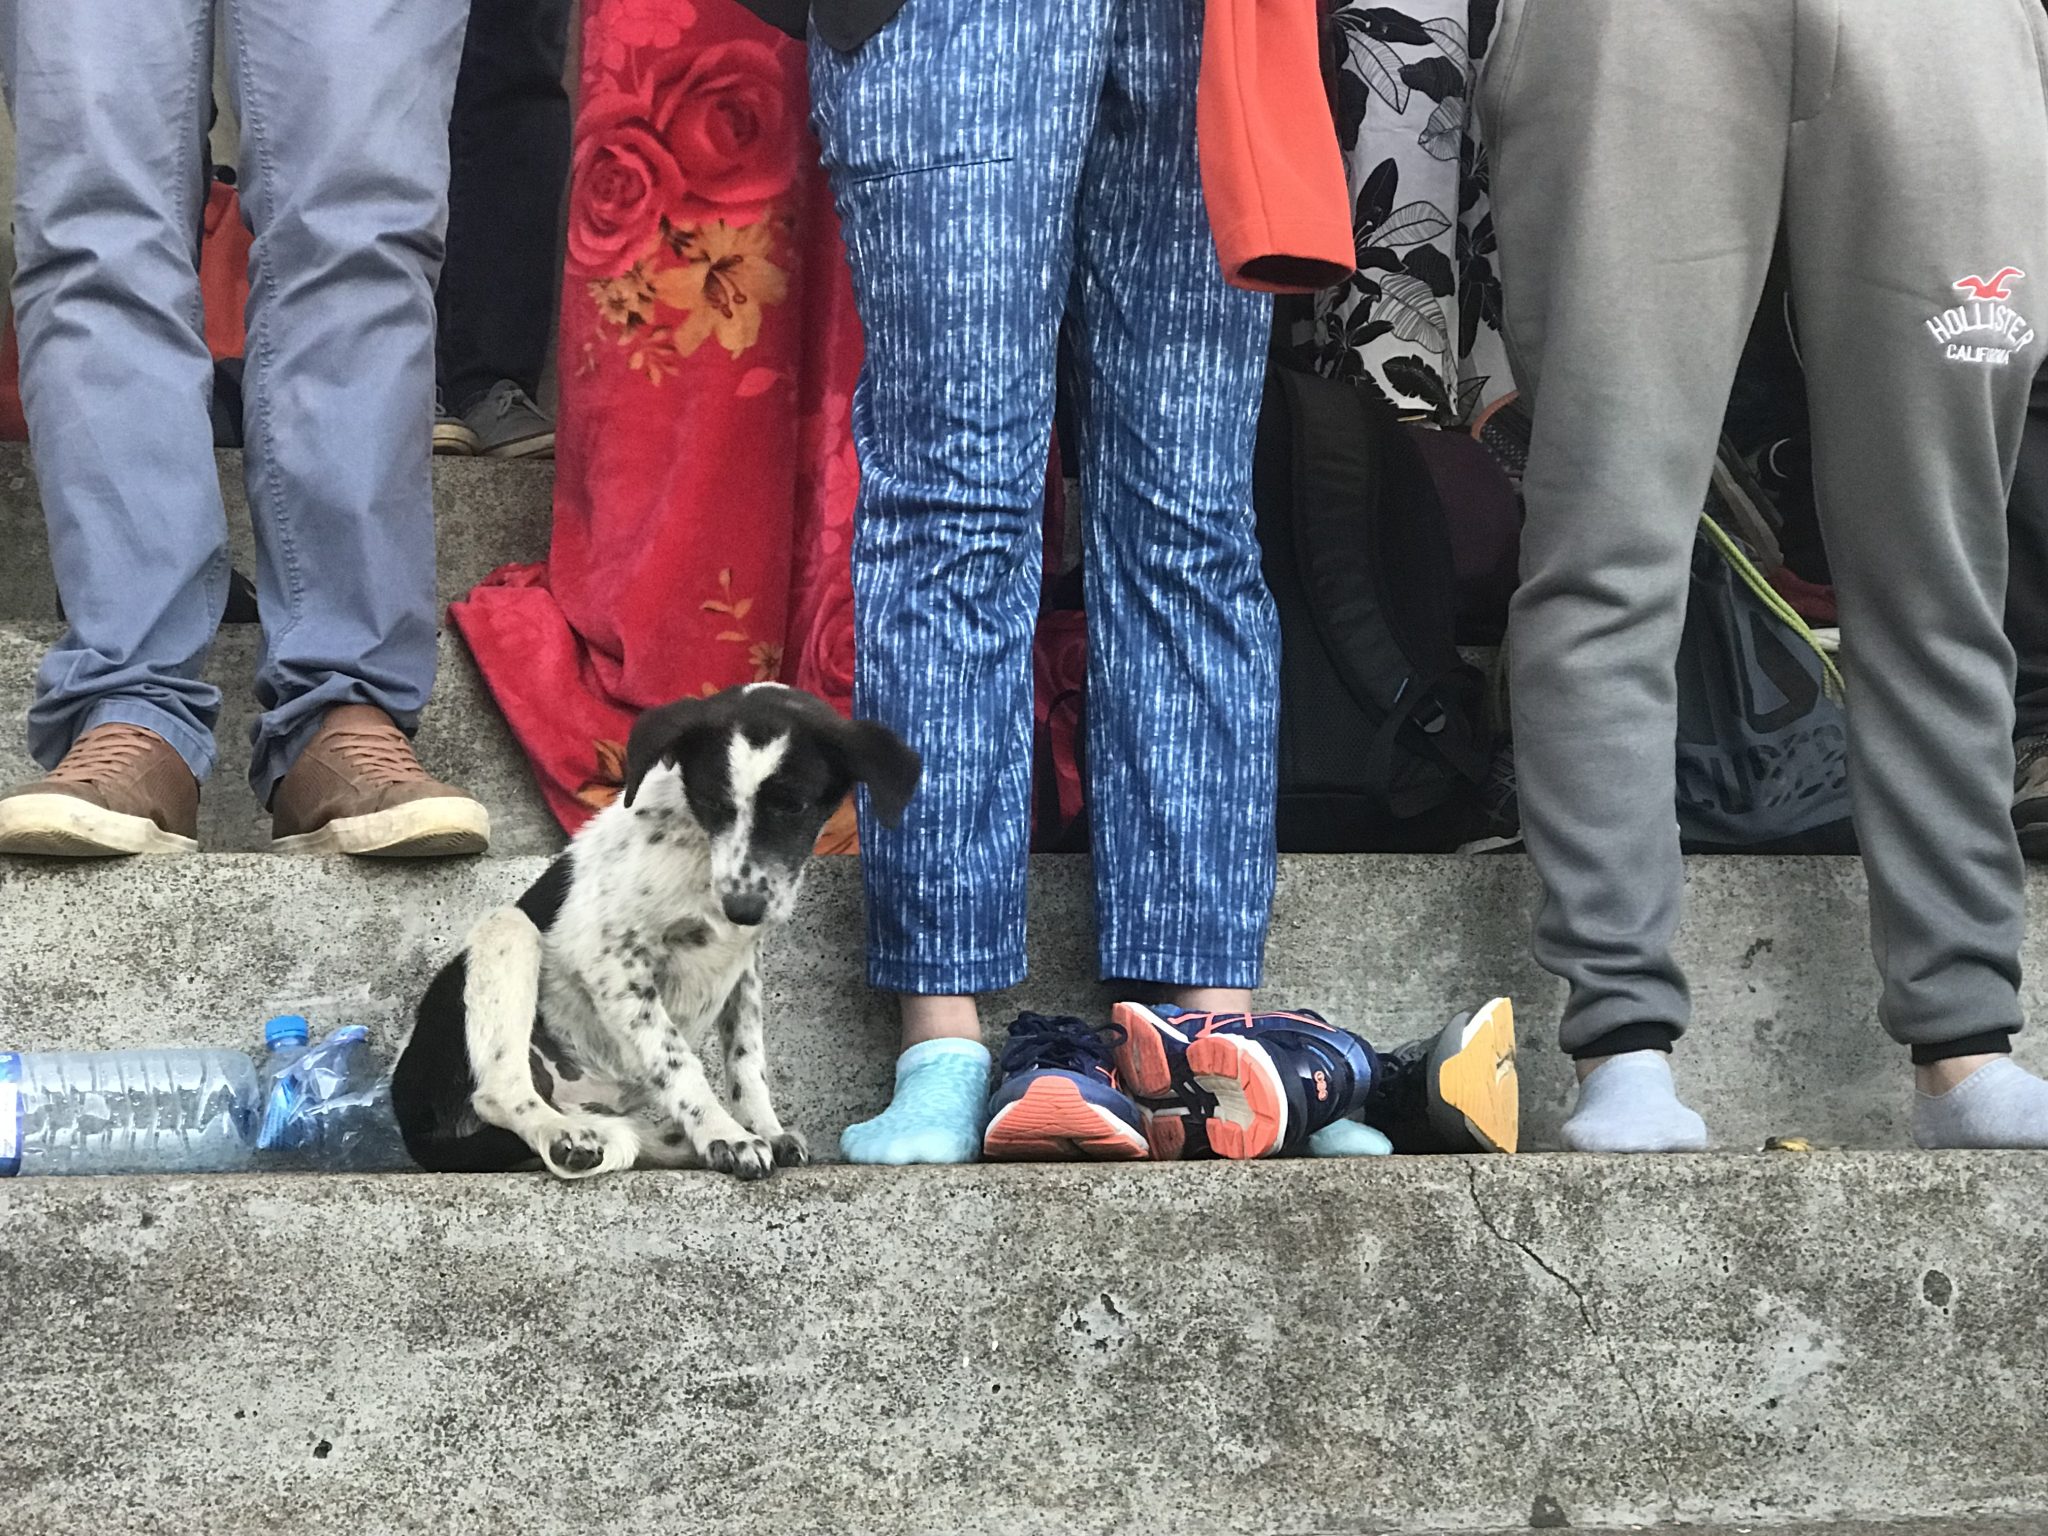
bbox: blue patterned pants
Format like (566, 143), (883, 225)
(810, 0), (1278, 996)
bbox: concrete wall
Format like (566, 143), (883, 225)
(5, 1157), (2046, 1534)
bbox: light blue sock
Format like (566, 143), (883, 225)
(841, 1038), (992, 1166)
(1562, 1050), (1710, 1153)
(1912, 1057), (2048, 1150)
(1307, 1119), (1394, 1157)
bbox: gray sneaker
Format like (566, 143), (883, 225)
(462, 380), (555, 460)
(433, 388), (479, 456)
(2016, 734), (2048, 860)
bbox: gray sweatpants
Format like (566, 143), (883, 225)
(1481, 0), (2048, 1055)
(1, 0), (468, 800)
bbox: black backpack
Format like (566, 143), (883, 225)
(1674, 515), (1855, 853)
(1254, 366), (1493, 852)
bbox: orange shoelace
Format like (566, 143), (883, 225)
(49, 727), (160, 785)
(319, 723), (427, 786)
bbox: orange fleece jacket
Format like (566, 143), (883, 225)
(1199, 0), (1356, 294)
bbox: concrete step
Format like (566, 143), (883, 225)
(2, 854), (2042, 1153)
(2, 1156), (2042, 1533)
(1447, 1529), (2038, 1536)
(0, 444), (552, 619)
(0, 621), (562, 856)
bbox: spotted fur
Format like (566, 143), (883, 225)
(391, 685), (920, 1180)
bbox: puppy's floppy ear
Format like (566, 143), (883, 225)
(622, 698), (707, 808)
(837, 718), (922, 828)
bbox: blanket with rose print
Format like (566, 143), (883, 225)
(452, 0), (865, 845)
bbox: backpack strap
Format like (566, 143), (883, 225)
(1363, 682), (1473, 817)
(1278, 369), (1490, 805)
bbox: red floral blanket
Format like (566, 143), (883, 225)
(452, 0), (864, 843)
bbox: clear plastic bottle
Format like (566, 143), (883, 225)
(257, 1014), (315, 1112)
(255, 1018), (412, 1172)
(0, 1048), (259, 1176)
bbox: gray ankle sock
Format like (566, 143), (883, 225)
(1912, 1057), (2048, 1150)
(1562, 1050), (1709, 1153)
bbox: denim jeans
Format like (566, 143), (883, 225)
(2, 0), (468, 799)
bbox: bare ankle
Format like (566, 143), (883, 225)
(898, 994), (982, 1050)
(1916, 1052), (2002, 1096)
(1156, 986), (1253, 1013)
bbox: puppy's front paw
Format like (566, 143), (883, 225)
(542, 1122), (634, 1181)
(771, 1131), (810, 1168)
(706, 1135), (775, 1181)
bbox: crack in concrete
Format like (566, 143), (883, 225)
(1462, 1163), (1675, 1517)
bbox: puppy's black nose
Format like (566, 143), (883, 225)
(723, 892), (769, 927)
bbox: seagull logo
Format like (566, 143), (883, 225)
(1928, 267), (2037, 367)
(1955, 268), (2025, 301)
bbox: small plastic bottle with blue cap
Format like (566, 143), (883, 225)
(256, 1015), (411, 1172)
(261, 1014), (315, 1088)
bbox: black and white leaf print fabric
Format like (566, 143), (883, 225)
(1291, 0), (1511, 425)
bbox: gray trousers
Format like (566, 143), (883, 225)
(1481, 0), (2048, 1054)
(1, 0), (468, 800)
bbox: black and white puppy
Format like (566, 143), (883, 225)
(392, 684), (920, 1181)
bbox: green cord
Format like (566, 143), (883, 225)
(1700, 513), (1847, 703)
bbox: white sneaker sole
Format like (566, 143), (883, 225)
(482, 430), (555, 460)
(1456, 831), (1525, 855)
(271, 798), (492, 858)
(0, 793), (197, 857)
(433, 422), (480, 456)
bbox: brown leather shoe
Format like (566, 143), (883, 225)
(270, 704), (490, 857)
(0, 723), (200, 857)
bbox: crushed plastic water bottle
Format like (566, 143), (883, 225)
(255, 1017), (412, 1172)
(0, 1048), (258, 1176)
(0, 1014), (414, 1177)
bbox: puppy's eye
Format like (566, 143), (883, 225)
(756, 787), (805, 817)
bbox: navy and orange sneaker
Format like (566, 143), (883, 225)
(1109, 1005), (1376, 1159)
(1110, 998), (1519, 1159)
(981, 1014), (1150, 1161)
